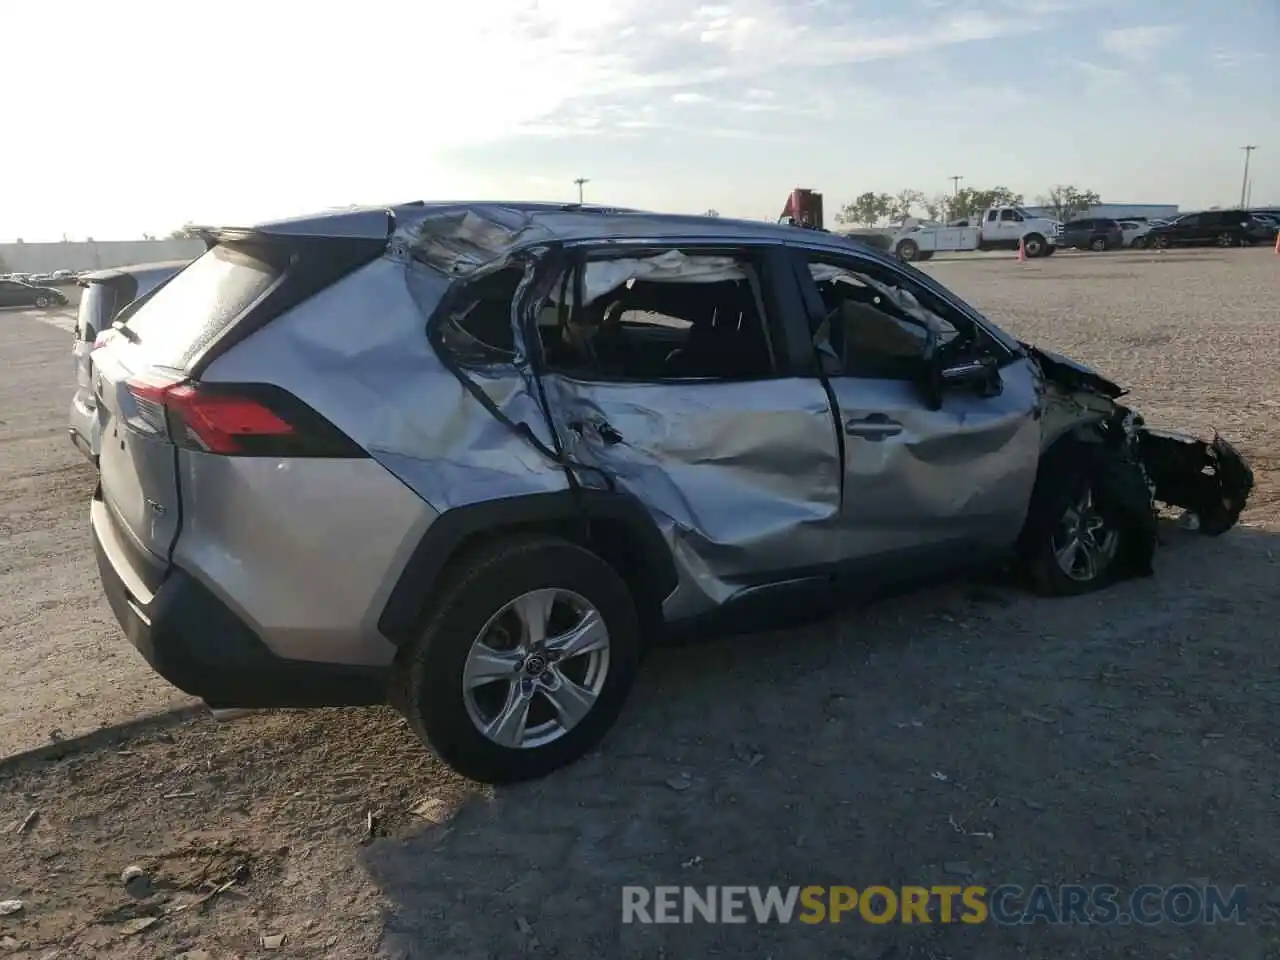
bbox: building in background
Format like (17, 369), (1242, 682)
(0, 238), (205, 274)
(1022, 202), (1180, 222)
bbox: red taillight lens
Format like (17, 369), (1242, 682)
(165, 385), (295, 453)
(121, 378), (361, 458)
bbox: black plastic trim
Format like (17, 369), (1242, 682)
(377, 490), (678, 645)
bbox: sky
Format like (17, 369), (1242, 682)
(3, 0), (1276, 240)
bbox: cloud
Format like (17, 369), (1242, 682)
(1211, 48), (1264, 71)
(1099, 25), (1182, 63)
(1066, 58), (1128, 87)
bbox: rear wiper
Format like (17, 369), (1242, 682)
(111, 320), (139, 343)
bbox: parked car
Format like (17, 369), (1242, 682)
(1118, 220), (1153, 248)
(1061, 217), (1125, 251)
(1145, 210), (1274, 248)
(0, 278), (69, 308)
(68, 261), (189, 463)
(88, 202), (1254, 783)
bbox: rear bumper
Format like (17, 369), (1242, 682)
(91, 498), (388, 709)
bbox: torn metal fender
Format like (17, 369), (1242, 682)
(1136, 428), (1255, 536)
(1021, 342), (1126, 400)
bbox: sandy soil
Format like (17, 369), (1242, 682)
(1, 248), (1278, 959)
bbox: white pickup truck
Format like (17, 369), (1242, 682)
(890, 206), (1064, 262)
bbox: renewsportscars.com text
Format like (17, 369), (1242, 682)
(621, 884), (1247, 926)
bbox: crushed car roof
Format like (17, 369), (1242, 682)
(208, 201), (891, 263)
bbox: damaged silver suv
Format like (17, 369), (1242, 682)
(88, 202), (1253, 783)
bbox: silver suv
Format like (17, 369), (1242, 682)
(89, 202), (1253, 783)
(70, 261), (190, 462)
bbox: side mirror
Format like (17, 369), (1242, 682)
(939, 355), (1002, 397)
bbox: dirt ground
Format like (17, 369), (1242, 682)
(0, 305), (194, 758)
(2, 248), (1279, 959)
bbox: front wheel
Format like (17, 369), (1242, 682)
(1018, 445), (1155, 597)
(1130, 236), (1147, 249)
(1215, 231), (1235, 247)
(393, 535), (643, 784)
(1021, 233), (1047, 258)
(35, 296), (50, 308)
(916, 250), (934, 261)
(1150, 234), (1168, 249)
(896, 239), (920, 262)
(1089, 236), (1108, 252)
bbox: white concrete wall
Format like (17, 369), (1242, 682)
(0, 239), (205, 274)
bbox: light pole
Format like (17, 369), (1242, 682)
(573, 177), (590, 204)
(949, 175), (963, 197)
(1239, 146), (1255, 208)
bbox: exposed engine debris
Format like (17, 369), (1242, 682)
(1024, 342), (1254, 586)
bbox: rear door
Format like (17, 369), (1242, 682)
(526, 243), (843, 611)
(92, 244), (285, 571)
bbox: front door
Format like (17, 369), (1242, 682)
(785, 247), (1042, 585)
(525, 243), (843, 622)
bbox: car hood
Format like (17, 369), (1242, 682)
(1020, 342), (1125, 399)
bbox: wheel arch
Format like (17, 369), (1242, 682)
(378, 490), (677, 648)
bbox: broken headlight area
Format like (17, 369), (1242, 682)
(1134, 427), (1254, 536)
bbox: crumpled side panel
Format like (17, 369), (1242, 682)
(202, 256), (567, 513)
(539, 375), (842, 619)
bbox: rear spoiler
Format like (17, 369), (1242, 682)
(186, 206), (408, 251)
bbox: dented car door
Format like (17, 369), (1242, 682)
(527, 244), (844, 621)
(786, 247), (1042, 582)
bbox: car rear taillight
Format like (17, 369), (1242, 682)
(123, 375), (366, 458)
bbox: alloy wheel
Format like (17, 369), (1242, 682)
(461, 588), (611, 749)
(1051, 486), (1119, 582)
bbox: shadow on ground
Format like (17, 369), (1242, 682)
(362, 523), (1280, 960)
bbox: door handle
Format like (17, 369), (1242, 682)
(845, 413), (903, 441)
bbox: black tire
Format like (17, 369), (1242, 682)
(393, 534), (643, 784)
(896, 238), (920, 262)
(1150, 234), (1168, 249)
(1043, 244), (1057, 257)
(1017, 442), (1156, 597)
(916, 250), (934, 261)
(1215, 231), (1235, 248)
(1022, 233), (1048, 258)
(35, 295), (50, 308)
(1089, 236), (1107, 252)
(1131, 236), (1146, 249)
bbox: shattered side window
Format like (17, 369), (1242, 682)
(538, 251), (778, 381)
(435, 266), (522, 364)
(805, 257), (967, 380)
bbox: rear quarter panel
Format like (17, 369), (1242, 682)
(186, 255), (570, 663)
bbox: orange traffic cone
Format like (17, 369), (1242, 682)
(1017, 237), (1026, 262)
(1274, 231), (1279, 255)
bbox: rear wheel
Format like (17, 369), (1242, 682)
(1215, 231), (1235, 247)
(1089, 236), (1108, 252)
(1131, 236), (1147, 249)
(896, 239), (920, 262)
(393, 535), (643, 784)
(1151, 234), (1169, 249)
(916, 250), (934, 261)
(35, 295), (50, 308)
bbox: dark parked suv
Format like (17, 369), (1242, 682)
(1145, 210), (1274, 248)
(1061, 218), (1124, 252)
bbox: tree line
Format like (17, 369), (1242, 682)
(835, 185), (1101, 228)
